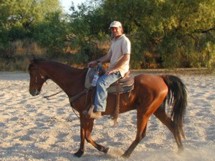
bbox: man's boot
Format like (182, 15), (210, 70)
(87, 105), (102, 119)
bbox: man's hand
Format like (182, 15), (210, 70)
(106, 69), (118, 75)
(88, 60), (98, 67)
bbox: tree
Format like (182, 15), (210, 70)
(0, 0), (62, 42)
(99, 0), (215, 68)
(1, 0), (214, 69)
(32, 12), (70, 56)
(0, 0), (63, 58)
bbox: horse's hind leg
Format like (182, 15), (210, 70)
(122, 107), (149, 158)
(122, 124), (148, 158)
(122, 87), (168, 158)
(154, 106), (183, 150)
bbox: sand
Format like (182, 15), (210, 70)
(0, 72), (215, 161)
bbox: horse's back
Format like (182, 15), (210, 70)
(134, 73), (167, 90)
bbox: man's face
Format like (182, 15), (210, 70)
(111, 27), (123, 38)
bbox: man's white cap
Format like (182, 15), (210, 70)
(109, 21), (122, 28)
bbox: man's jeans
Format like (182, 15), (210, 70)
(94, 71), (121, 112)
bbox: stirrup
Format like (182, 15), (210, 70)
(82, 105), (93, 116)
(87, 105), (102, 119)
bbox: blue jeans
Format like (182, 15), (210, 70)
(94, 71), (122, 112)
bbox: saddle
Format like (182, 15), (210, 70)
(85, 68), (134, 93)
(84, 67), (134, 124)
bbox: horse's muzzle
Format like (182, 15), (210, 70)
(30, 89), (40, 96)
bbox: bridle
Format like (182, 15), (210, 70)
(29, 64), (90, 119)
(33, 71), (63, 99)
(29, 64), (46, 85)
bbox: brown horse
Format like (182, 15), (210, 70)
(28, 58), (187, 158)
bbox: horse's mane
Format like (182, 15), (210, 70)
(30, 58), (87, 74)
(31, 58), (46, 63)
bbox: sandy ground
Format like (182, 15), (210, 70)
(0, 72), (215, 161)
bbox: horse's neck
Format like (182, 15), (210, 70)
(43, 63), (86, 96)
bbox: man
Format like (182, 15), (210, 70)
(88, 21), (131, 119)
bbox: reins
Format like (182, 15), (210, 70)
(69, 88), (89, 103)
(43, 90), (63, 99)
(43, 88), (90, 119)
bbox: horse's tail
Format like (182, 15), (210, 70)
(162, 75), (187, 139)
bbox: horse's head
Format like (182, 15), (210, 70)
(28, 59), (48, 96)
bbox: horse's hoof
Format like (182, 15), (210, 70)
(99, 146), (109, 153)
(74, 150), (84, 158)
(103, 147), (109, 154)
(178, 147), (184, 154)
(122, 153), (130, 158)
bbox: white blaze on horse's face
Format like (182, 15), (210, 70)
(28, 64), (46, 96)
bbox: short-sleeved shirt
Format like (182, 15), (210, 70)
(107, 34), (131, 77)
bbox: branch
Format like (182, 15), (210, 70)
(194, 26), (215, 34)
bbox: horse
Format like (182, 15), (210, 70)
(28, 58), (187, 158)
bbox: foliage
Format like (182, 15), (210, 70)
(32, 12), (70, 56)
(98, 0), (215, 68)
(0, 0), (62, 55)
(0, 0), (214, 70)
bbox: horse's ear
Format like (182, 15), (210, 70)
(26, 54), (36, 63)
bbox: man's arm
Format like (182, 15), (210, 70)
(97, 52), (112, 63)
(88, 50), (112, 67)
(106, 54), (130, 75)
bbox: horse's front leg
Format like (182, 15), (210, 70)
(73, 115), (86, 157)
(84, 118), (109, 154)
(74, 115), (109, 157)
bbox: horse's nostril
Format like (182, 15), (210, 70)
(30, 89), (40, 96)
(35, 89), (40, 95)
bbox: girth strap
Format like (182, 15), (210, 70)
(69, 88), (89, 105)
